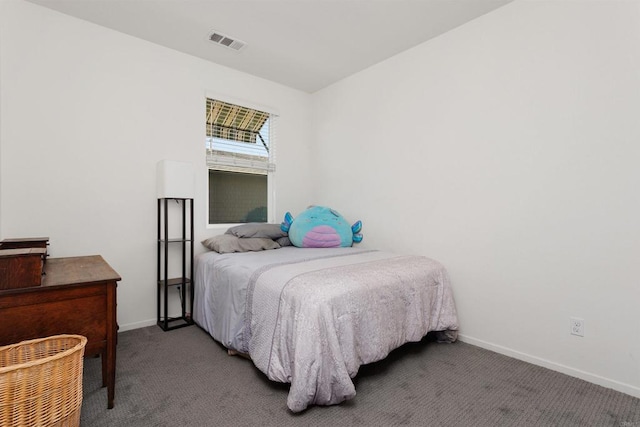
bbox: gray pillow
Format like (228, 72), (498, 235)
(225, 223), (287, 239)
(201, 235), (280, 254)
(276, 236), (292, 247)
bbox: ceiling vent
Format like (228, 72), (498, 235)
(208, 30), (246, 52)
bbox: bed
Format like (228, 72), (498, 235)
(193, 245), (459, 412)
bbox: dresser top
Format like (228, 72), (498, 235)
(42, 255), (121, 287)
(1, 237), (49, 243)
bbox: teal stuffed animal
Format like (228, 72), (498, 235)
(280, 206), (363, 248)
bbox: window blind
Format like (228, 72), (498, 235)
(206, 98), (276, 174)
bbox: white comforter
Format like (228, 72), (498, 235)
(194, 247), (458, 412)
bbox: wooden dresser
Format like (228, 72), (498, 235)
(0, 255), (121, 409)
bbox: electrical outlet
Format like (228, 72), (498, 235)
(570, 317), (584, 337)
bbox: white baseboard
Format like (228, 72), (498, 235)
(118, 318), (156, 332)
(458, 334), (640, 400)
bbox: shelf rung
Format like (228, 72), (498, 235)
(158, 277), (191, 287)
(157, 316), (194, 331)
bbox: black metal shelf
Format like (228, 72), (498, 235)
(157, 198), (194, 332)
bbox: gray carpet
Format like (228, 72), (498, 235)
(80, 326), (640, 426)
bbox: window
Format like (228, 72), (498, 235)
(206, 98), (276, 225)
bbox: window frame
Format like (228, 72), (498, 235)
(204, 93), (278, 230)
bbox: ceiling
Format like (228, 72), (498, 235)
(26, 0), (514, 93)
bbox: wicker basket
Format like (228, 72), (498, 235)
(0, 334), (87, 427)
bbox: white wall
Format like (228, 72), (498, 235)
(0, 0), (313, 329)
(312, 0), (640, 397)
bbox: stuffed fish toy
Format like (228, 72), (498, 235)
(281, 206), (363, 248)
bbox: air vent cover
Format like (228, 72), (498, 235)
(208, 30), (246, 51)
